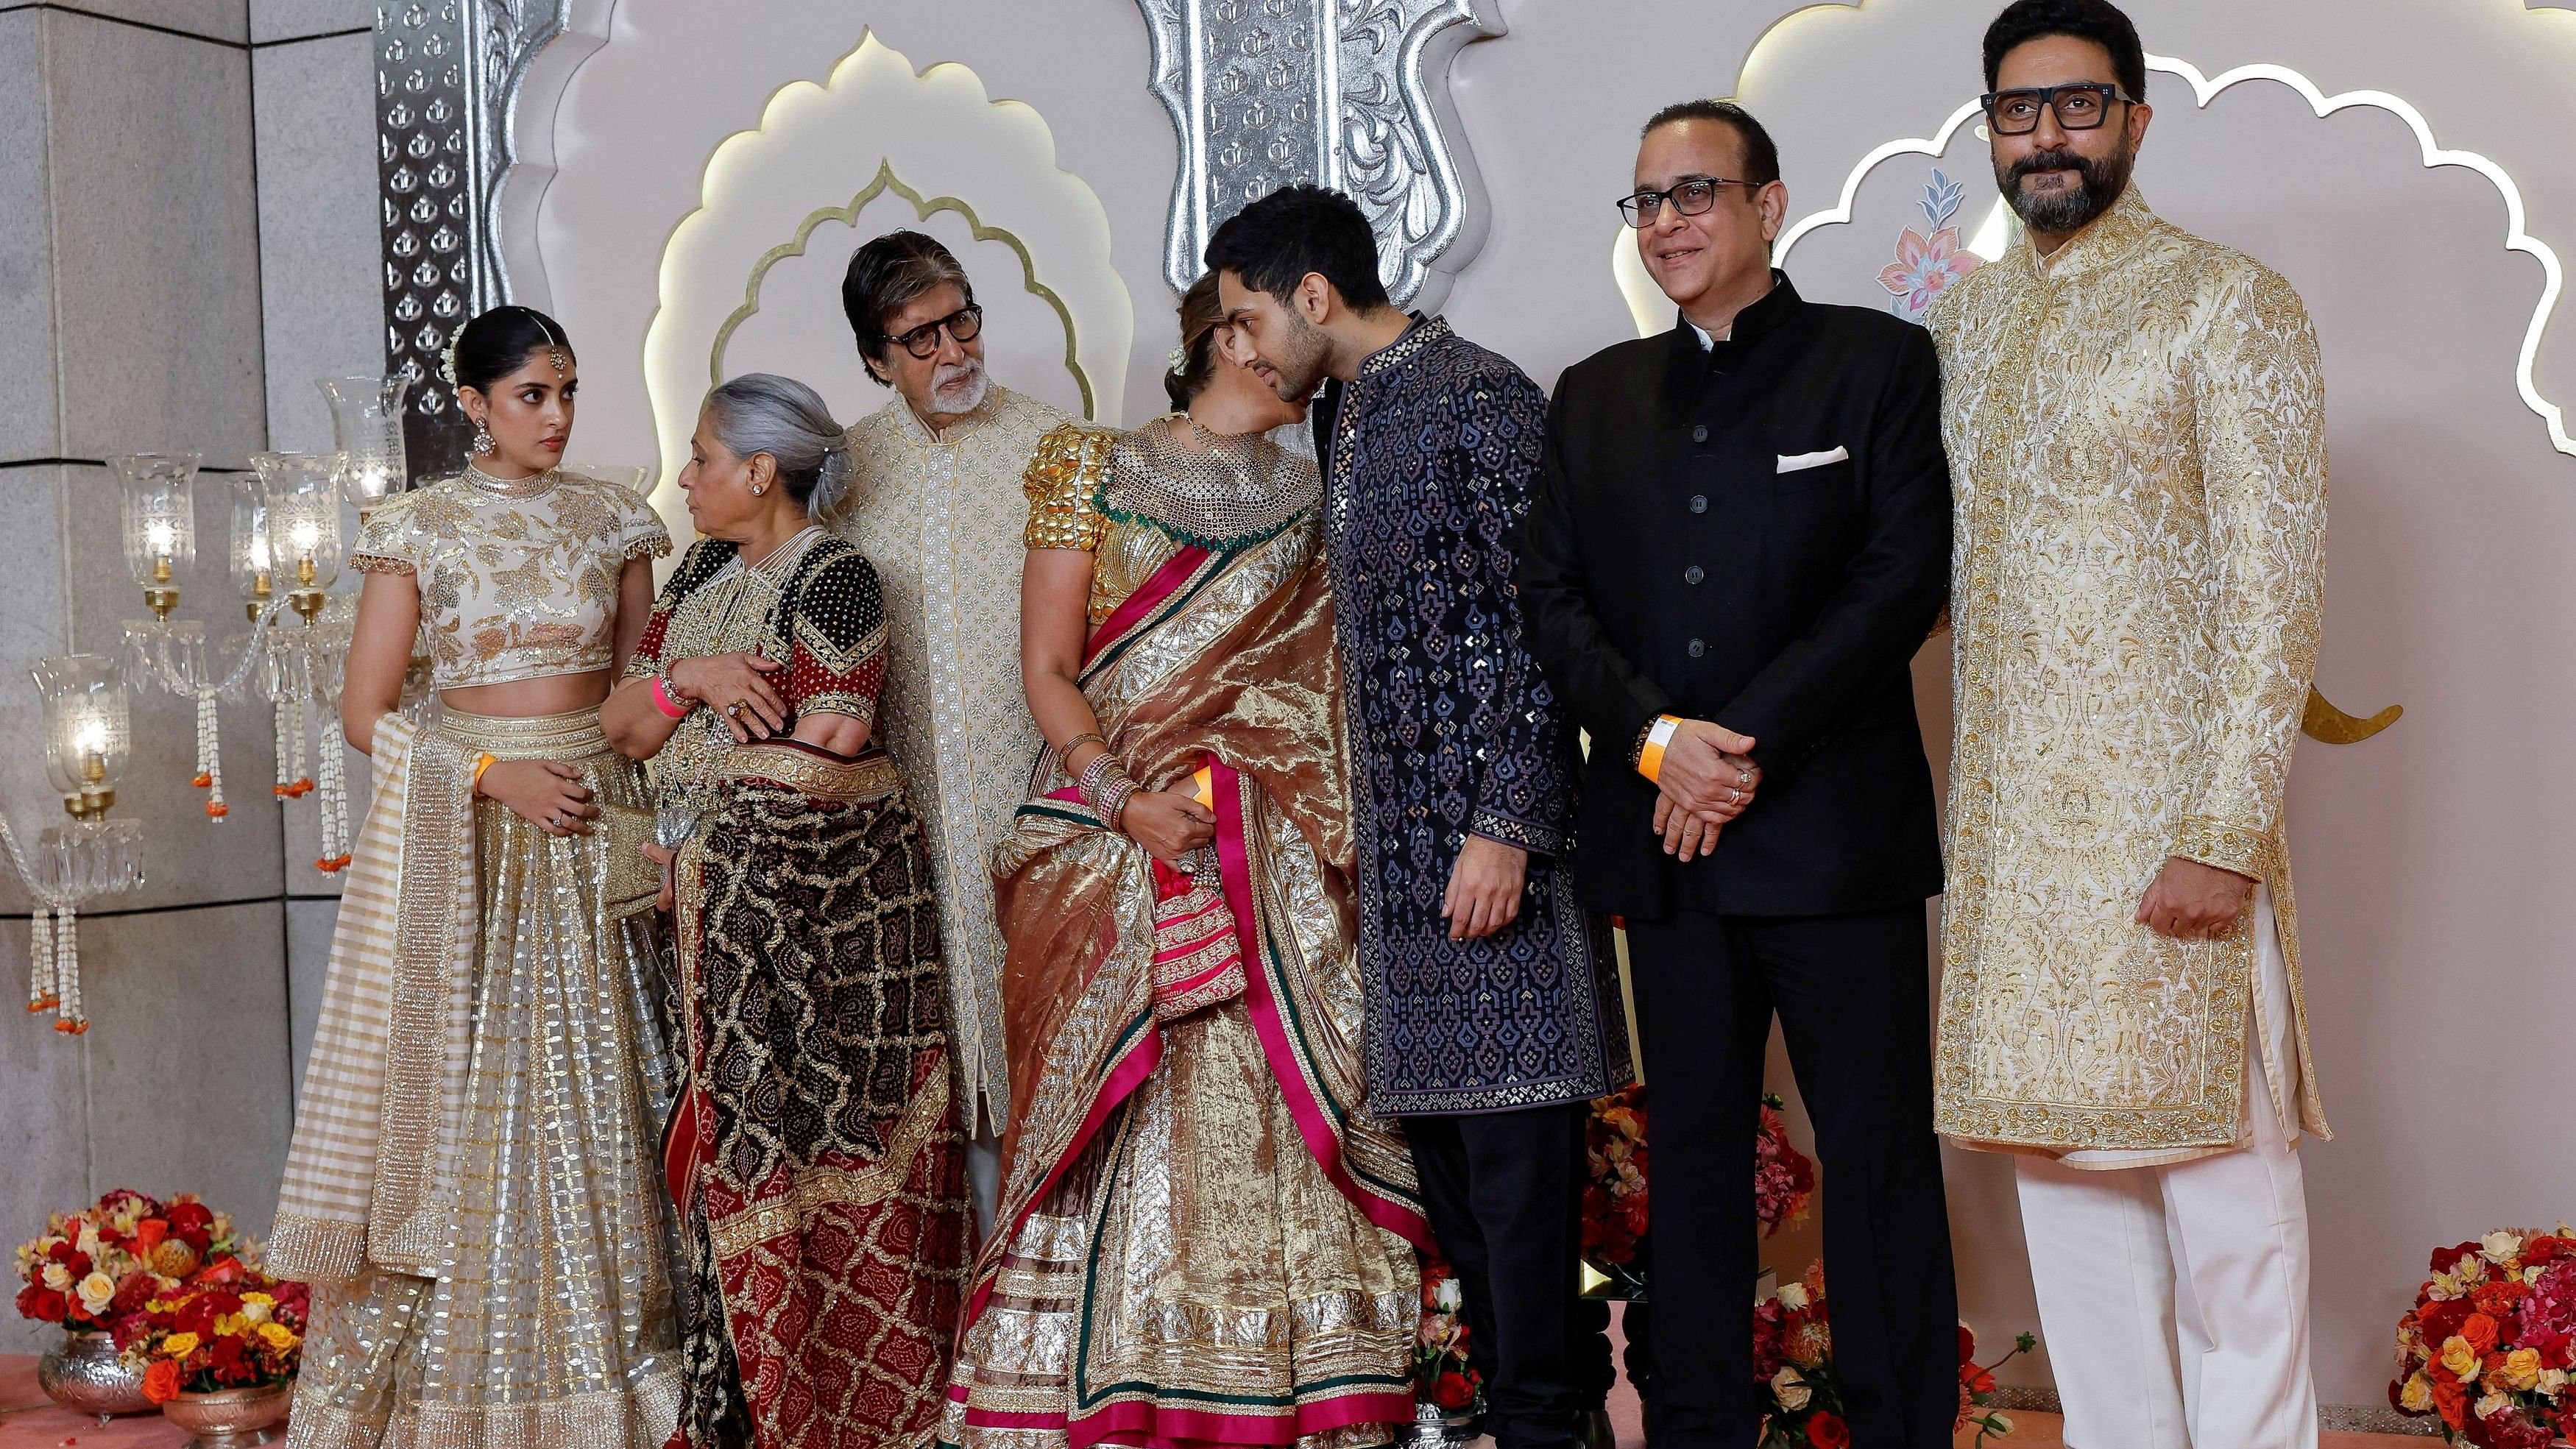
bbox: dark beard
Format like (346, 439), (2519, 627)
(1265, 311), (1334, 403)
(1998, 144), (2134, 234)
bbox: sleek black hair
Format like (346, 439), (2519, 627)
(1639, 99), (1783, 188)
(1981, 0), (2147, 102)
(1202, 185), (1391, 314)
(841, 230), (975, 383)
(450, 306), (573, 394)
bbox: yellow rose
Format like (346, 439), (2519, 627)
(161, 1332), (200, 1358)
(257, 1322), (297, 1350)
(2502, 1348), (2544, 1392)
(2399, 1373), (2435, 1413)
(241, 1293), (274, 1325)
(2441, 1336), (2482, 1381)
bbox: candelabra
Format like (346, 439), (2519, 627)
(12, 656), (146, 1033)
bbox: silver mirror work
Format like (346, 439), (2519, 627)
(376, 0), (575, 480)
(1137, 0), (1504, 310)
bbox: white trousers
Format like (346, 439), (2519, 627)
(2012, 892), (2318, 1449)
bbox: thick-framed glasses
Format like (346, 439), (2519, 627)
(1981, 82), (2133, 135)
(884, 305), (983, 359)
(1616, 177), (1755, 228)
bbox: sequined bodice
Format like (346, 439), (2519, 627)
(351, 470), (670, 690)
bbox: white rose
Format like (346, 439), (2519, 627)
(2475, 1392), (2511, 1420)
(1775, 1282), (1809, 1311)
(1771, 1367), (1811, 1411)
(241, 1299), (272, 1324)
(74, 1225), (101, 1258)
(2540, 1367), (2569, 1397)
(2483, 1231), (2525, 1265)
(76, 1272), (115, 1314)
(1433, 1279), (1462, 1314)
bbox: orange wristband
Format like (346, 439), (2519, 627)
(472, 752), (498, 793)
(1637, 715), (1682, 784)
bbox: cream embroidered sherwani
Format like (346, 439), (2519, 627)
(831, 383), (1064, 1137)
(1926, 189), (2330, 1162)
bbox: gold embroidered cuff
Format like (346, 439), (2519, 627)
(263, 1212), (368, 1285)
(349, 553), (415, 575)
(2168, 814), (2274, 879)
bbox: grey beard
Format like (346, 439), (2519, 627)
(930, 360), (989, 414)
(2002, 148), (2132, 234)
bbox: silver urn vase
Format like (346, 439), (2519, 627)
(35, 1328), (155, 1418)
(1406, 1396), (1481, 1449)
(161, 1381), (294, 1447)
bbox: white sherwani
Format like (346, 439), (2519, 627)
(832, 384), (1064, 1139)
(1924, 188), (2330, 1449)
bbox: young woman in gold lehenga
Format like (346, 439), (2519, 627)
(937, 277), (1427, 1449)
(270, 305), (684, 1447)
(606, 373), (971, 1449)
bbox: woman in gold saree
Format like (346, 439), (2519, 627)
(938, 277), (1428, 1449)
(606, 373), (972, 1449)
(270, 306), (682, 1447)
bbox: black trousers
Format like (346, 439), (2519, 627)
(1622, 904), (1958, 1449)
(1405, 1102), (1590, 1449)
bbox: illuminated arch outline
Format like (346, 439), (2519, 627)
(643, 31), (1132, 528)
(1613, 54), (2575, 458)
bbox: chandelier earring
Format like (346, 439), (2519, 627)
(469, 412), (495, 455)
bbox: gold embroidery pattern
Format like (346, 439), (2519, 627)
(1927, 188), (2329, 1152)
(721, 743), (902, 802)
(350, 473), (669, 692)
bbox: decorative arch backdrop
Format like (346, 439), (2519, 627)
(439, 0), (2576, 1420)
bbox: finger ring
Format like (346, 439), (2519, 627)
(726, 701), (744, 718)
(1739, 770), (1754, 785)
(549, 813), (565, 827)
(1728, 787), (1741, 804)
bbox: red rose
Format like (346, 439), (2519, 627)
(209, 1334), (251, 1384)
(15, 1285), (68, 1323)
(1963, 1367), (1997, 1395)
(166, 1202), (215, 1254)
(2527, 1237), (2564, 1264)
(1958, 1325), (1977, 1364)
(2422, 1299), (2474, 1342)
(1807, 1411), (1851, 1449)
(2433, 1242), (2485, 1276)
(1432, 1372), (1476, 1410)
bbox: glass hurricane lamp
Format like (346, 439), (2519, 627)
(318, 375), (414, 514)
(112, 453), (199, 619)
(255, 452), (343, 622)
(34, 655), (129, 820)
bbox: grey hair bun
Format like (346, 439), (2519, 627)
(703, 372), (848, 514)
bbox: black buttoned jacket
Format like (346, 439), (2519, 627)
(1515, 275), (1950, 920)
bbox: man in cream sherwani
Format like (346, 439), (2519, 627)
(1927, 3), (2329, 1446)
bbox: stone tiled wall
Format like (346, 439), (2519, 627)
(0, 0), (375, 1353)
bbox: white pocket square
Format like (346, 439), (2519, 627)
(1776, 446), (1850, 473)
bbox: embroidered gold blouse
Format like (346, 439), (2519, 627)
(1925, 188), (2329, 1155)
(351, 470), (669, 691)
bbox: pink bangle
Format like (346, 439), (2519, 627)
(649, 676), (689, 720)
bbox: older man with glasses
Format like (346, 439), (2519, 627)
(1926, 2), (2331, 1445)
(829, 230), (1067, 1230)
(1516, 99), (1958, 1449)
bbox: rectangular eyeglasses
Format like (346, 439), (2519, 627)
(1981, 83), (2133, 135)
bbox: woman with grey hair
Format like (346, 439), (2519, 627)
(605, 372), (972, 1449)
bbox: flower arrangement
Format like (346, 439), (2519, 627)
(1752, 1261), (2028, 1449)
(1753, 1094), (1816, 1237)
(14, 1189), (241, 1333)
(1415, 1248), (1482, 1417)
(1581, 1085), (1649, 1273)
(116, 1254), (309, 1403)
(2389, 1227), (2576, 1447)
(1582, 1087), (1816, 1286)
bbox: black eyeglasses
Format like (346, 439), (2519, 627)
(1616, 177), (1757, 228)
(882, 305), (983, 360)
(1981, 83), (2134, 135)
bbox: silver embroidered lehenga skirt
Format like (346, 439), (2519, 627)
(287, 708), (684, 1449)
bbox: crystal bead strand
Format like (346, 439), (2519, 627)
(24, 907), (55, 1015)
(52, 906), (82, 1034)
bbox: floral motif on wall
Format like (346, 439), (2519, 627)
(1880, 170), (1983, 319)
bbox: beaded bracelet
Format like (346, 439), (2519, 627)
(1096, 773), (1141, 832)
(1077, 749), (1127, 807)
(648, 676), (690, 720)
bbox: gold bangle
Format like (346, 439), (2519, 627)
(1637, 716), (1682, 784)
(472, 752), (498, 793)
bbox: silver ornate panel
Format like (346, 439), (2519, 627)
(1139, 0), (1505, 310)
(375, 0), (572, 480)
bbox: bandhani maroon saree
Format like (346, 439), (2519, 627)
(940, 424), (1428, 1449)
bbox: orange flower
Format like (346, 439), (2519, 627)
(2433, 1378), (2469, 1429)
(2463, 1313), (2501, 1356)
(141, 1358), (182, 1404)
(134, 1219), (168, 1254)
